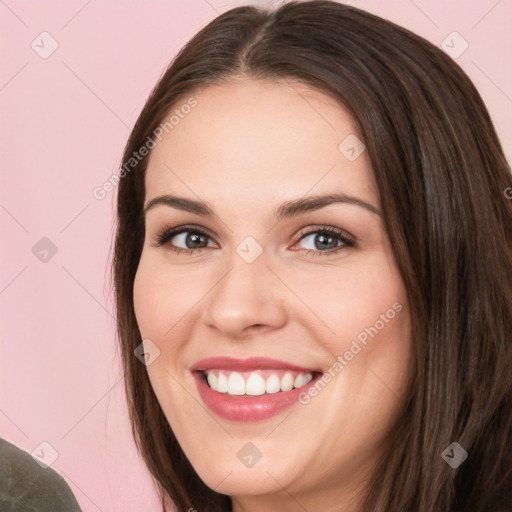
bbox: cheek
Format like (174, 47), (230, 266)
(133, 259), (194, 338)
(292, 255), (412, 401)
(290, 257), (408, 346)
(133, 261), (199, 415)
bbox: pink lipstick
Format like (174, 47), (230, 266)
(191, 357), (321, 422)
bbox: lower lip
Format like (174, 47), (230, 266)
(193, 371), (320, 422)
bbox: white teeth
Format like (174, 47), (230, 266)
(245, 373), (266, 396)
(294, 373), (313, 387)
(204, 370), (314, 395)
(265, 374), (281, 394)
(294, 373), (307, 388)
(207, 372), (217, 389)
(217, 372), (229, 393)
(280, 372), (294, 391)
(228, 372), (245, 395)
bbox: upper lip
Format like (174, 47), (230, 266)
(190, 357), (320, 373)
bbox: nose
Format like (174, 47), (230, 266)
(200, 248), (288, 339)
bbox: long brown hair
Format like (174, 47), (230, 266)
(112, 1), (512, 510)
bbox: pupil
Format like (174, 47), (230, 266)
(316, 234), (336, 250)
(187, 233), (206, 248)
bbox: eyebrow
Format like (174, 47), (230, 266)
(141, 193), (381, 221)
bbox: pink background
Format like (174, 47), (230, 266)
(1, 1), (510, 510)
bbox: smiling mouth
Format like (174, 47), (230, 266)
(199, 369), (321, 396)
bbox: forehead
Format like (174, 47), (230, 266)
(144, 79), (378, 209)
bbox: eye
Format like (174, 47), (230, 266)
(151, 224), (216, 255)
(292, 225), (355, 256)
(151, 224), (355, 257)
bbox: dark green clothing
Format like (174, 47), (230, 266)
(0, 438), (82, 511)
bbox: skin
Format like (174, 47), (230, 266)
(133, 78), (413, 512)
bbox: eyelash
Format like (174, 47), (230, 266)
(151, 224), (356, 257)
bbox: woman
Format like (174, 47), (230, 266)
(112, 1), (512, 510)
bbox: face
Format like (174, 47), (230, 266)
(133, 78), (413, 511)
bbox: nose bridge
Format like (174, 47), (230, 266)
(200, 241), (287, 337)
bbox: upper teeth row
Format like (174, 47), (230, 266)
(205, 370), (313, 396)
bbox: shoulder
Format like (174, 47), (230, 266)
(0, 438), (82, 511)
